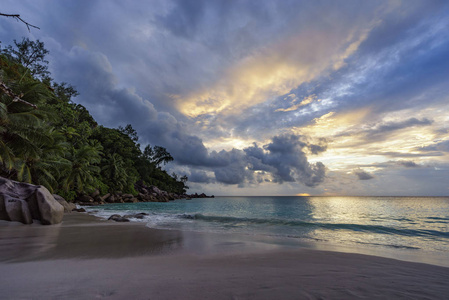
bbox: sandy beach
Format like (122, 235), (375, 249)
(1, 213), (449, 300)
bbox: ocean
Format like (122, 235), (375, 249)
(84, 196), (449, 264)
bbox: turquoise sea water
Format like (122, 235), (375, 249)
(85, 196), (449, 257)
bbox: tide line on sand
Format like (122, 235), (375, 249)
(1, 213), (448, 300)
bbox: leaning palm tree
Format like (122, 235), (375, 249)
(12, 124), (70, 191)
(0, 55), (64, 190)
(0, 101), (14, 170)
(0, 85), (50, 179)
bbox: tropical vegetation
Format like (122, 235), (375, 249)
(0, 38), (188, 201)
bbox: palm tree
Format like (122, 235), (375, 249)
(0, 54), (52, 171)
(62, 143), (102, 194)
(101, 153), (128, 192)
(12, 124), (70, 191)
(0, 80), (51, 180)
(0, 101), (14, 171)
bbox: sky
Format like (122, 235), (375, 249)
(1, 0), (448, 196)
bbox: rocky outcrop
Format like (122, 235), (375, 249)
(53, 194), (76, 213)
(190, 193), (215, 199)
(73, 181), (214, 206)
(0, 177), (64, 225)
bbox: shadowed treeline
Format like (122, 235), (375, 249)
(0, 38), (189, 202)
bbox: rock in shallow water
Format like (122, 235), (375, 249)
(123, 212), (149, 220)
(108, 214), (130, 222)
(72, 208), (86, 213)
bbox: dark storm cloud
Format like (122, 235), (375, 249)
(214, 163), (248, 185)
(166, 134), (327, 187)
(154, 0), (364, 56)
(354, 170), (374, 181)
(51, 46), (158, 126)
(244, 135), (326, 187)
(186, 135), (326, 187)
(154, 0), (209, 39)
(188, 170), (215, 184)
(397, 160), (419, 168)
(308, 138), (328, 154)
(46, 44), (217, 170)
(418, 140), (449, 153)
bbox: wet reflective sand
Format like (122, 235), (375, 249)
(1, 213), (449, 299)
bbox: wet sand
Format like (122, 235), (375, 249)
(1, 213), (448, 299)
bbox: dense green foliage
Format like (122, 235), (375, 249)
(0, 38), (188, 201)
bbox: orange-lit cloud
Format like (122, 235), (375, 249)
(175, 26), (375, 118)
(298, 104), (449, 173)
(275, 94), (317, 112)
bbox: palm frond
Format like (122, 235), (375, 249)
(15, 160), (32, 183)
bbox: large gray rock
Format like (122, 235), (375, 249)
(0, 177), (64, 225)
(53, 194), (76, 213)
(4, 198), (32, 224)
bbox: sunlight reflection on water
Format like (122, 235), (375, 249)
(87, 196), (449, 254)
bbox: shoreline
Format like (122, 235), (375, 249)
(1, 213), (449, 299)
(79, 209), (449, 268)
(3, 212), (448, 266)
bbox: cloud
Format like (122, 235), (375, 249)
(50, 46), (157, 125)
(275, 94), (316, 113)
(4, 20), (327, 189)
(244, 135), (327, 187)
(224, 2), (449, 142)
(335, 118), (433, 141)
(48, 44), (218, 170)
(168, 134), (328, 188)
(188, 170), (215, 184)
(418, 140), (449, 153)
(397, 160), (419, 168)
(2, 0), (449, 196)
(364, 118), (433, 139)
(354, 170), (375, 180)
(382, 152), (443, 158)
(164, 0), (386, 118)
(214, 163), (248, 185)
(326, 162), (449, 196)
(175, 28), (373, 118)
